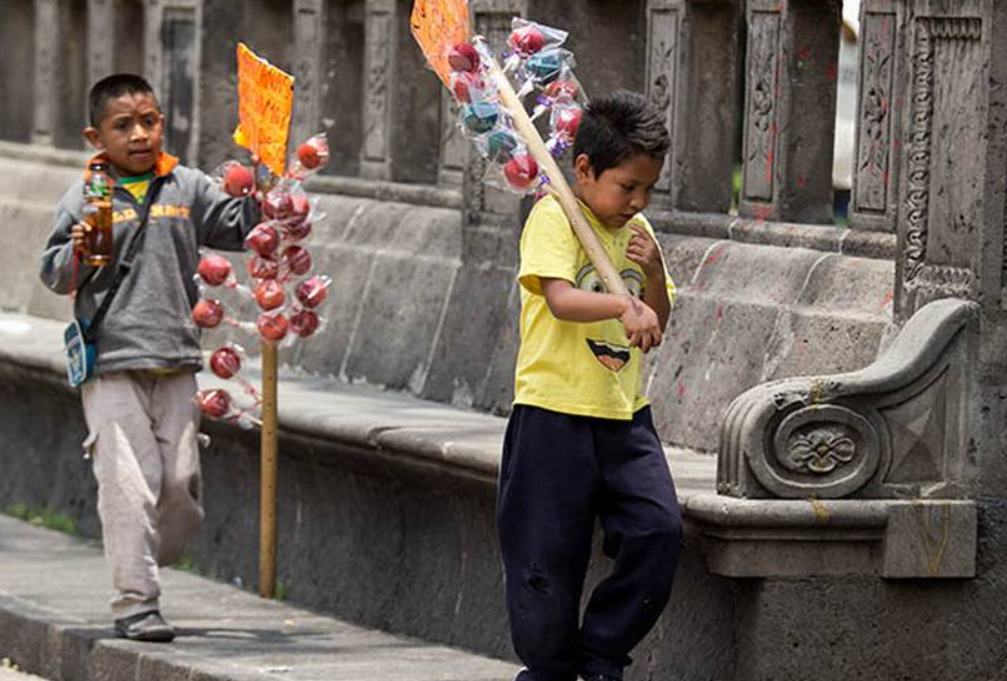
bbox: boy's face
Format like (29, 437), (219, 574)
(573, 152), (664, 228)
(83, 92), (165, 176)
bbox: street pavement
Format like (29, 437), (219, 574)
(0, 514), (518, 680)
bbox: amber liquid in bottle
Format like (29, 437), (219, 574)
(82, 162), (114, 267)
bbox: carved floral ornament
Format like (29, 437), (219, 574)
(788, 427), (857, 474)
(748, 404), (883, 498)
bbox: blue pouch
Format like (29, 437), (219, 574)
(64, 318), (96, 388)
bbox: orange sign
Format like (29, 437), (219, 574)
(410, 0), (472, 86)
(232, 43), (295, 177)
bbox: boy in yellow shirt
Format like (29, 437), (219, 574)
(498, 91), (682, 681)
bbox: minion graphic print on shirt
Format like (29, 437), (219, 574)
(514, 194), (677, 421)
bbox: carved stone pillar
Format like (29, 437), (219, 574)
(894, 8), (994, 324)
(848, 0), (906, 233)
(739, 0), (842, 224)
(291, 0), (326, 148)
(31, 0), (59, 145)
(361, 0), (441, 183)
(87, 0), (115, 97)
(646, 0), (740, 214)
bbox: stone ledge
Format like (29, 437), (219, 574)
(685, 494), (977, 579)
(0, 312), (718, 500)
(651, 209), (897, 261)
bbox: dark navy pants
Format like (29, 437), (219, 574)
(497, 405), (683, 681)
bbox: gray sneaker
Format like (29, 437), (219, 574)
(114, 610), (176, 642)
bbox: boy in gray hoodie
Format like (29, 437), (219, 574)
(40, 74), (259, 642)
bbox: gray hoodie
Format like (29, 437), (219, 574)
(40, 154), (260, 374)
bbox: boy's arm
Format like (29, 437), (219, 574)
(39, 192), (91, 295)
(627, 223), (672, 331)
(541, 278), (663, 352)
(191, 171), (261, 251)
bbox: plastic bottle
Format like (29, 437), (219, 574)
(81, 161), (114, 266)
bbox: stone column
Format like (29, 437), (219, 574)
(291, 0), (326, 151)
(646, 0), (740, 214)
(360, 0), (395, 180)
(738, 0), (841, 224)
(848, 0), (907, 233)
(31, 0), (59, 145)
(893, 7), (992, 323)
(87, 0), (115, 99)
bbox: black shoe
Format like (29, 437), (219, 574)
(581, 676), (620, 681)
(114, 609), (176, 642)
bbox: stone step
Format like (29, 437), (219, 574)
(0, 515), (519, 681)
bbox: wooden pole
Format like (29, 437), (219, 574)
(259, 340), (279, 598)
(485, 55), (629, 297)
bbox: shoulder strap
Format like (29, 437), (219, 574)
(83, 181), (163, 342)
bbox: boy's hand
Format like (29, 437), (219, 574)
(626, 225), (664, 278)
(620, 295), (663, 353)
(71, 222), (89, 253)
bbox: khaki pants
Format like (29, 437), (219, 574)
(81, 370), (204, 618)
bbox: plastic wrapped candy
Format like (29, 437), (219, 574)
(281, 217), (313, 243)
(245, 223), (281, 257)
(481, 130), (520, 164)
(295, 275), (331, 310)
(294, 133), (330, 173)
(193, 298), (225, 329)
(448, 42), (481, 73)
(262, 187), (295, 221)
(524, 49), (572, 88)
(290, 309), (321, 339)
(197, 253), (234, 287)
(247, 254), (280, 281)
(546, 104), (583, 157)
(281, 245), (313, 279)
(503, 153), (540, 192)
(197, 388), (232, 419)
(257, 311), (289, 342)
(209, 344), (262, 403)
(462, 101), (501, 135)
(504, 19), (569, 73)
(196, 388), (260, 428)
(543, 78), (581, 105)
(210, 345), (243, 379)
(219, 161), (256, 198)
(253, 279), (286, 311)
(451, 71), (491, 104)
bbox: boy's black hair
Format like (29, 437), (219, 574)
(573, 90), (670, 176)
(88, 74), (157, 128)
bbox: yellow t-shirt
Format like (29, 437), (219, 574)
(514, 194), (677, 420)
(119, 172), (153, 203)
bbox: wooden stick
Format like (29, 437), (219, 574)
(259, 340), (279, 599)
(485, 56), (628, 297)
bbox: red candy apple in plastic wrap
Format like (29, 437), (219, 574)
(281, 245), (312, 279)
(197, 253), (234, 287)
(221, 162), (256, 198)
(196, 388), (260, 428)
(210, 345), (243, 379)
(257, 311), (289, 342)
(254, 279), (286, 311)
(290, 309), (321, 339)
(247, 254), (280, 281)
(245, 223), (281, 257)
(192, 298), (225, 329)
(295, 275), (331, 310)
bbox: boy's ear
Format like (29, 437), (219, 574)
(83, 127), (104, 151)
(573, 153), (596, 185)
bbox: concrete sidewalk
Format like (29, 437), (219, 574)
(0, 515), (518, 681)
